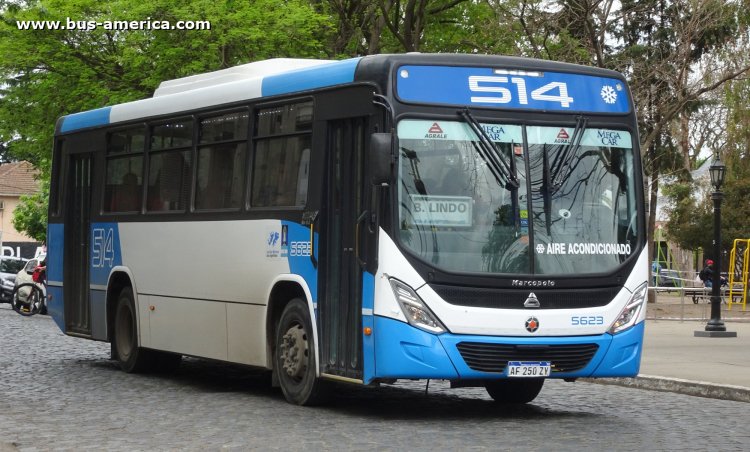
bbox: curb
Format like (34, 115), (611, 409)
(646, 316), (750, 323)
(583, 375), (750, 403)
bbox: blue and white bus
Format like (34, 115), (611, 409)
(48, 54), (647, 405)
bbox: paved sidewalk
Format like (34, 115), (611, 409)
(594, 318), (750, 402)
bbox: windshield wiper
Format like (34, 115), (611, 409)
(401, 146), (428, 195)
(459, 108), (519, 189)
(549, 115), (588, 191)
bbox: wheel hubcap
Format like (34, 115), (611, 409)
(280, 324), (308, 380)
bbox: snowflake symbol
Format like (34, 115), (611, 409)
(536, 244), (545, 254)
(600, 85), (618, 104)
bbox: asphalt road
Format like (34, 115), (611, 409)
(1, 304), (748, 451)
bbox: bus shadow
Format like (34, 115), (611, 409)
(86, 356), (594, 421)
(321, 382), (592, 421)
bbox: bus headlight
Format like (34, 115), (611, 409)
(609, 282), (648, 334)
(388, 278), (446, 334)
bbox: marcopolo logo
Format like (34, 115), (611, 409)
(512, 279), (556, 288)
(524, 292), (541, 308)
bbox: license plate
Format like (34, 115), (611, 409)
(507, 361), (551, 377)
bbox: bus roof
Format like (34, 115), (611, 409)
(152, 58), (338, 97)
(56, 54), (627, 135)
(57, 57), (362, 134)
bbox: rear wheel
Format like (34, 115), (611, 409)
(274, 298), (328, 405)
(485, 378), (545, 404)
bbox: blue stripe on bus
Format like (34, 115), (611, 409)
(589, 322), (644, 377)
(261, 58), (361, 97)
(362, 272), (376, 383)
(284, 221), (319, 303)
(89, 223), (123, 287)
(372, 316), (644, 381)
(46, 223), (65, 331)
(59, 106), (112, 133)
(373, 316), (459, 380)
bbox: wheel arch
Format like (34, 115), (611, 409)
(106, 266), (138, 343)
(265, 275), (318, 375)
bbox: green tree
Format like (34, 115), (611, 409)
(0, 0), (333, 162)
(662, 181), (712, 252)
(718, 65), (750, 246)
(0, 0), (334, 238)
(665, 12), (750, 254)
(480, 0), (750, 260)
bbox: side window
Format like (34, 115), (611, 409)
(147, 119), (193, 212)
(195, 111), (248, 210)
(252, 101), (312, 207)
(24, 260), (37, 272)
(104, 127), (145, 213)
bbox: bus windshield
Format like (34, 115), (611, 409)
(397, 119), (639, 276)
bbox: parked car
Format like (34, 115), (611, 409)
(654, 268), (682, 290)
(14, 254), (47, 313)
(0, 256), (29, 304)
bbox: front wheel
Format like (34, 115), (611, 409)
(11, 283), (44, 316)
(485, 378), (545, 404)
(274, 298), (328, 405)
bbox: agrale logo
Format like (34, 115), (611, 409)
(425, 123), (447, 139)
(554, 128), (570, 144)
(524, 293), (540, 308)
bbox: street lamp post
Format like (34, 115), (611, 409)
(695, 153), (737, 338)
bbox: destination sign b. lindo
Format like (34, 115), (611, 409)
(397, 65), (630, 114)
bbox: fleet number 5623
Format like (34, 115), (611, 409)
(571, 315), (604, 326)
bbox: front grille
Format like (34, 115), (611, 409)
(456, 342), (599, 373)
(430, 284), (620, 309)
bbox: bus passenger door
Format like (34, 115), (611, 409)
(319, 118), (367, 381)
(63, 152), (92, 335)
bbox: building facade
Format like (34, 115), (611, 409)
(0, 162), (43, 258)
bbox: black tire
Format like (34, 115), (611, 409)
(485, 378), (545, 404)
(11, 283), (44, 316)
(113, 287), (154, 373)
(274, 298), (328, 405)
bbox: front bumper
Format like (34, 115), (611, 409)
(372, 315), (644, 382)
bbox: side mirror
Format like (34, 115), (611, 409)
(369, 132), (394, 185)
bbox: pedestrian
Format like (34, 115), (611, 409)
(699, 259), (726, 288)
(699, 259), (715, 288)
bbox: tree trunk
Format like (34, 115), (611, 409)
(647, 156), (659, 303)
(680, 112), (690, 173)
